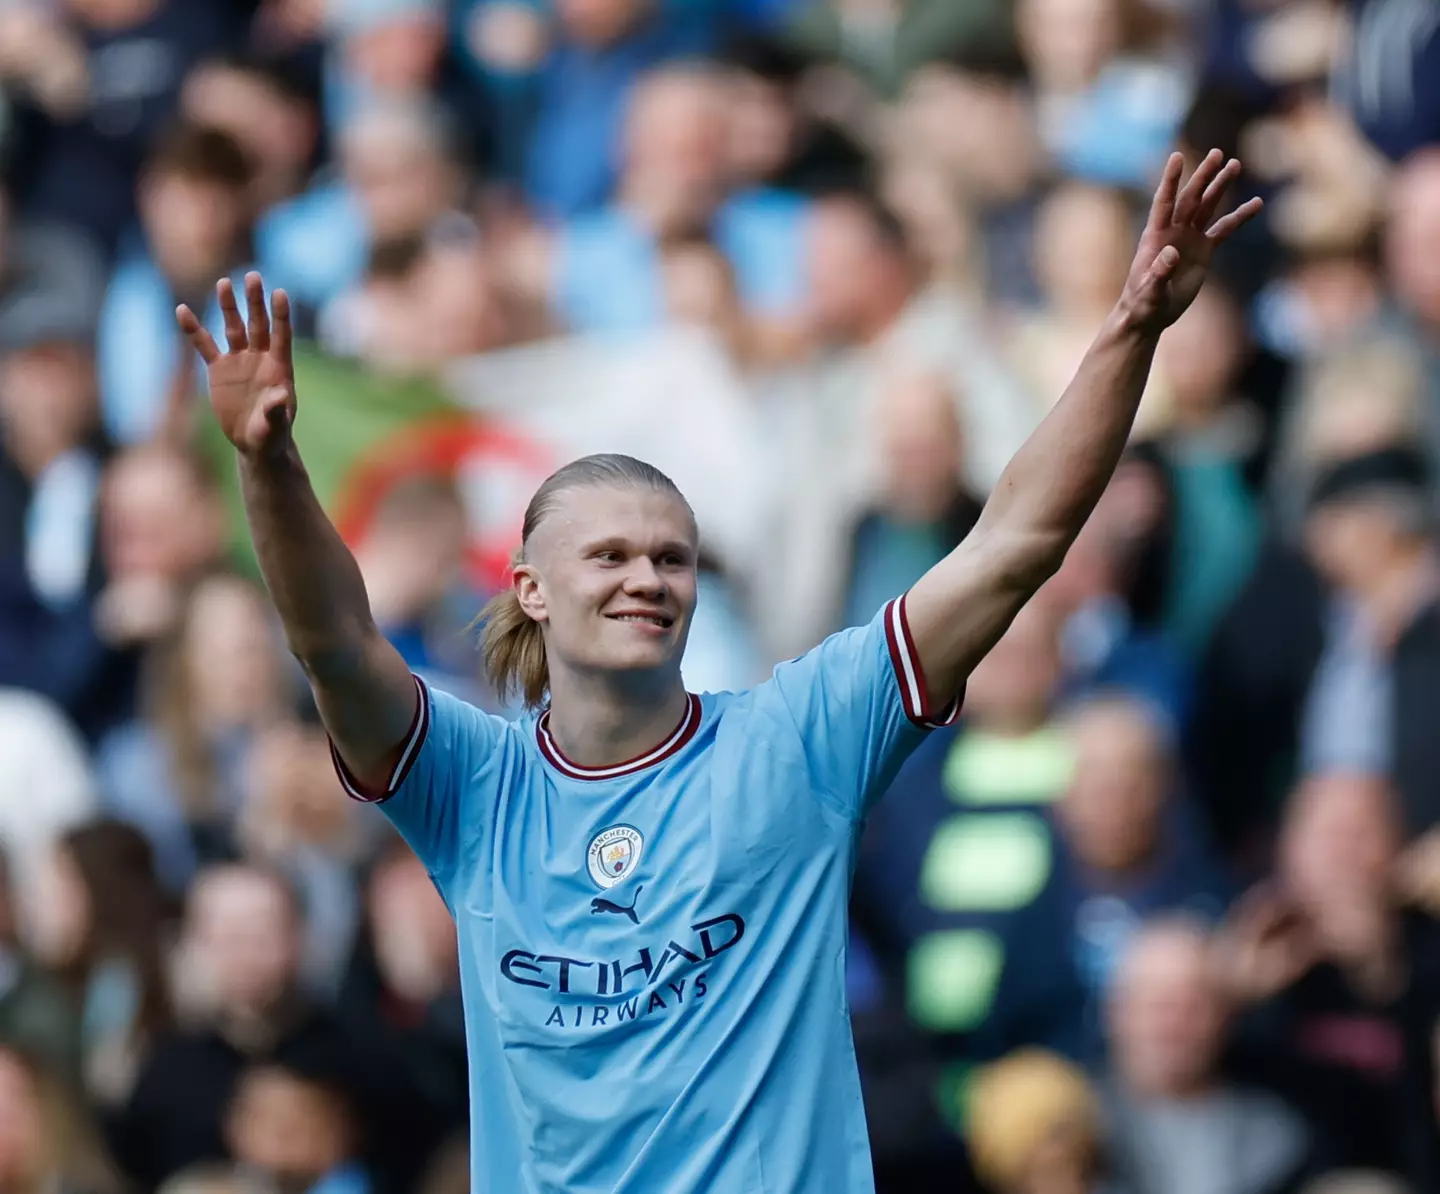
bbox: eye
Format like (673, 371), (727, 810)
(659, 552), (687, 568)
(594, 550), (623, 564)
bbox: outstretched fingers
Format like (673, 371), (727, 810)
(175, 304), (220, 365)
(217, 278), (247, 352)
(1194, 157), (1243, 228)
(1206, 195), (1265, 244)
(270, 286), (293, 375)
(1174, 148), (1224, 226)
(1146, 152), (1184, 233)
(245, 272), (269, 353)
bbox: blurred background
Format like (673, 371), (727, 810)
(0, 0), (1438, 1192)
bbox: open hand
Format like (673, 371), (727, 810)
(176, 272), (296, 461)
(1119, 149), (1264, 335)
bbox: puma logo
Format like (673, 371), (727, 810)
(590, 886), (642, 925)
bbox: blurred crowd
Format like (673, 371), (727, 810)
(0, 0), (1439, 1192)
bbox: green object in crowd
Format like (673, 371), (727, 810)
(196, 343), (459, 580)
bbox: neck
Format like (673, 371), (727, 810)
(545, 668), (689, 769)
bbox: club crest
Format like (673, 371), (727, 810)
(586, 824), (644, 889)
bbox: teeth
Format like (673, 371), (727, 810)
(613, 614), (667, 625)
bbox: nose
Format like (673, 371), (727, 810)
(623, 557), (666, 599)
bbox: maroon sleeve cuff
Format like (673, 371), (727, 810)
(329, 675), (431, 804)
(882, 596), (964, 729)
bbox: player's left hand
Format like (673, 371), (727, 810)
(1118, 149), (1264, 336)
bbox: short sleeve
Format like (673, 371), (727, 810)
(329, 676), (505, 884)
(767, 595), (962, 822)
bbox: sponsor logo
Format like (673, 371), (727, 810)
(587, 824), (643, 889)
(500, 912), (746, 1032)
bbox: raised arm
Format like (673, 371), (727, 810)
(905, 150), (1263, 706)
(177, 273), (416, 791)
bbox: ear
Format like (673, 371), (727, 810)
(513, 562), (548, 623)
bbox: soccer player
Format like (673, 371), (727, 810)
(177, 150), (1260, 1194)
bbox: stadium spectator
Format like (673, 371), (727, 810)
(1103, 918), (1313, 1194)
(27, 820), (175, 1108)
(96, 573), (297, 892)
(964, 1047), (1114, 1194)
(97, 122), (259, 447)
(1220, 770), (1440, 1181)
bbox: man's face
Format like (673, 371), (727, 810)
(518, 485), (698, 685)
(1109, 929), (1227, 1098)
(342, 124), (452, 241)
(186, 869), (300, 1016)
(805, 200), (895, 342)
(1059, 703), (1166, 874)
(101, 449), (220, 581)
(140, 173), (246, 283)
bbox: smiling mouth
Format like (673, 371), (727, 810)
(605, 612), (675, 629)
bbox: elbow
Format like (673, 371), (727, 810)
(290, 621), (383, 686)
(973, 525), (1071, 596)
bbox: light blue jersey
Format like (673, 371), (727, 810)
(331, 596), (959, 1194)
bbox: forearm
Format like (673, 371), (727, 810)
(905, 306), (1160, 696)
(978, 305), (1159, 573)
(239, 444), (375, 670)
(239, 443), (418, 783)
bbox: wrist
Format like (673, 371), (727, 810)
(238, 437), (303, 480)
(1105, 300), (1164, 344)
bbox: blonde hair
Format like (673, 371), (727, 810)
(964, 1048), (1102, 1193)
(478, 454), (692, 710)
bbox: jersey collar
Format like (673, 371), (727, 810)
(536, 693), (702, 781)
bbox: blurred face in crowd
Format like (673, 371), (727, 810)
(182, 576), (286, 731)
(724, 70), (795, 188)
(1304, 489), (1429, 594)
(1280, 771), (1399, 954)
(140, 170), (250, 290)
(227, 1066), (353, 1190)
(1016, 0), (1122, 93)
(881, 160), (976, 282)
(518, 484), (698, 686)
(1155, 286), (1245, 425)
(0, 343), (96, 476)
(964, 598), (1062, 734)
(1034, 184), (1135, 319)
(557, 0), (647, 48)
(244, 723), (352, 853)
(101, 446), (222, 583)
(896, 66), (1041, 205)
(342, 12), (446, 94)
(805, 197), (913, 343)
(358, 477), (470, 625)
(1058, 698), (1168, 875)
(185, 867), (301, 1017)
(26, 844), (88, 970)
(875, 373), (963, 523)
(1110, 924), (1228, 1098)
(1385, 151), (1440, 330)
(369, 849), (457, 1003)
(411, 240), (510, 363)
(181, 64), (318, 207)
(0, 1051), (44, 1191)
(623, 71), (728, 234)
(341, 107), (457, 242)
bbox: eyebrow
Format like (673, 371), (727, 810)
(580, 537), (695, 559)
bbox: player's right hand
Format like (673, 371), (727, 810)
(176, 271), (296, 461)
